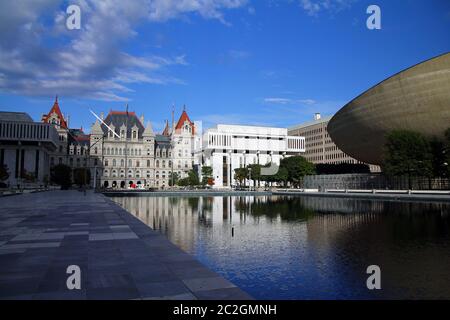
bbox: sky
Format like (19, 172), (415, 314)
(0, 0), (449, 133)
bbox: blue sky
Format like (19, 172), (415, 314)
(0, 0), (449, 132)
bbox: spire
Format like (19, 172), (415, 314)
(143, 121), (155, 137)
(162, 119), (170, 136)
(171, 105), (175, 134)
(91, 119), (103, 134)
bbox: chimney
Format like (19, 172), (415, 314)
(314, 113), (321, 121)
(140, 114), (144, 124)
(66, 115), (70, 128)
(100, 112), (104, 120)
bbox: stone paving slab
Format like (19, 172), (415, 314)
(0, 190), (252, 300)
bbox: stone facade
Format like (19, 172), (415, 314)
(88, 109), (196, 189)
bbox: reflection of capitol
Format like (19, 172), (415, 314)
(113, 196), (202, 252)
(111, 195), (277, 252)
(111, 196), (252, 251)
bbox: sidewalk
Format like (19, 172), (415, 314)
(0, 190), (252, 300)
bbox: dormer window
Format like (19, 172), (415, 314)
(133, 131), (137, 139)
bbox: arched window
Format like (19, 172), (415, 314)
(113, 159), (116, 166)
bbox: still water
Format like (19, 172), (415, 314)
(110, 195), (450, 299)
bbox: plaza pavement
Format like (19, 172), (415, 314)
(0, 190), (252, 300)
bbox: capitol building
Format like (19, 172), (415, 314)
(40, 98), (196, 189)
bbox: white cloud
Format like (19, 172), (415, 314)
(264, 97), (316, 105)
(299, 0), (356, 16)
(0, 0), (247, 101)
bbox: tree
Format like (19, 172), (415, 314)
(234, 167), (248, 187)
(168, 171), (180, 186)
(187, 169), (200, 186)
(273, 166), (289, 187)
(383, 130), (433, 188)
(51, 164), (72, 190)
(0, 164), (9, 182)
(73, 168), (91, 188)
(176, 170), (200, 187)
(177, 177), (189, 187)
(280, 156), (315, 188)
(444, 128), (450, 177)
(21, 169), (36, 183)
(43, 175), (49, 187)
(201, 166), (213, 186)
(430, 137), (448, 178)
(247, 164), (262, 188)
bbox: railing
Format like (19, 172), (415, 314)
(302, 174), (450, 191)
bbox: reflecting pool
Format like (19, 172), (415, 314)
(110, 195), (450, 299)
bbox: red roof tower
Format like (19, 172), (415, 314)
(41, 96), (68, 128)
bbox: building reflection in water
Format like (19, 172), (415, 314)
(111, 195), (450, 299)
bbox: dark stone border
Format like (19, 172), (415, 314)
(273, 191), (450, 203)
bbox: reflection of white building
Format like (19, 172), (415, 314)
(200, 124), (305, 188)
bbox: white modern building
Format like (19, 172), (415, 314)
(0, 112), (58, 187)
(200, 124), (305, 188)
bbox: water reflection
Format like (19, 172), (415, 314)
(111, 195), (450, 299)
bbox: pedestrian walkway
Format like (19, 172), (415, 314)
(0, 190), (252, 300)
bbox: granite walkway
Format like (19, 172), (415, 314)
(0, 190), (252, 300)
